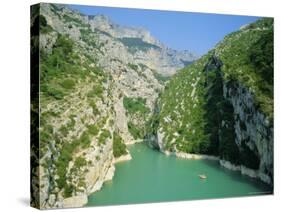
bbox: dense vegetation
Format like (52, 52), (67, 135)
(203, 56), (242, 164)
(113, 132), (127, 157)
(40, 34), (76, 100)
(203, 56), (224, 156)
(118, 37), (160, 53)
(217, 18), (274, 121)
(123, 97), (149, 115)
(123, 97), (150, 140)
(157, 56), (208, 153)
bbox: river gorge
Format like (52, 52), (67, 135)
(30, 4), (273, 209)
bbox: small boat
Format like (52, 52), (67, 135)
(198, 174), (207, 179)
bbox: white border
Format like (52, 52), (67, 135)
(0, 0), (280, 212)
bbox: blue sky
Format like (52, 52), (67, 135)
(68, 4), (260, 55)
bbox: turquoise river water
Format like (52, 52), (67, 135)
(87, 143), (272, 206)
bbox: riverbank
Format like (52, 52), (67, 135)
(161, 150), (272, 185)
(219, 160), (272, 185)
(125, 139), (143, 145)
(163, 150), (219, 161)
(114, 153), (132, 163)
(164, 151), (272, 186)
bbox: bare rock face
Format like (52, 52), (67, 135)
(39, 32), (57, 53)
(87, 15), (197, 76)
(113, 95), (135, 144)
(223, 80), (273, 184)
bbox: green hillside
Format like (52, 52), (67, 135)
(149, 18), (273, 179)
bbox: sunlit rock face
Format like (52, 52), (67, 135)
(223, 80), (273, 184)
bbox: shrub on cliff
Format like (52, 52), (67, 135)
(113, 132), (127, 158)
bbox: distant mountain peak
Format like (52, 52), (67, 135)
(43, 3), (198, 75)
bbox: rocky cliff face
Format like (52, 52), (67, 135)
(221, 79), (273, 184)
(151, 18), (273, 185)
(33, 3), (197, 209)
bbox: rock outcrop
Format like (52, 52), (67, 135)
(222, 79), (273, 184)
